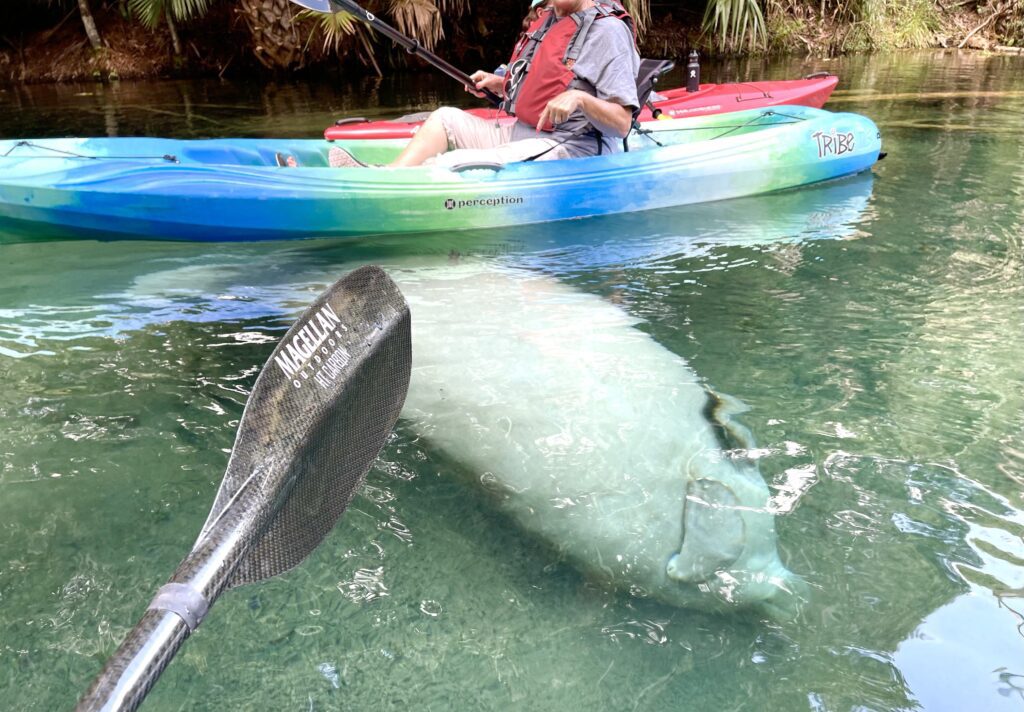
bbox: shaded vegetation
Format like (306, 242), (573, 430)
(1, 0), (1021, 83)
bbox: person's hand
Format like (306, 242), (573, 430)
(536, 90), (585, 130)
(466, 70), (505, 98)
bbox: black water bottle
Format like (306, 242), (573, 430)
(686, 50), (700, 93)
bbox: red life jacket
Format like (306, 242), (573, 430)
(503, 2), (634, 132)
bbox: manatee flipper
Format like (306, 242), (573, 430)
(703, 389), (757, 453)
(667, 478), (746, 582)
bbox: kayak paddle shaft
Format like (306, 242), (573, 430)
(327, 0), (504, 106)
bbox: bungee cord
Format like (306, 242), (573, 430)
(3, 111), (813, 168)
(631, 110), (808, 146)
(1, 140), (179, 163)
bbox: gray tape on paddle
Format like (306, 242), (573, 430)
(148, 583), (210, 632)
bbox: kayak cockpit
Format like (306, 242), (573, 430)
(0, 108), (816, 173)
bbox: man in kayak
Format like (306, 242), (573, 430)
(329, 0), (640, 169)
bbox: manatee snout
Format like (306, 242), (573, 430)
(665, 477), (809, 619)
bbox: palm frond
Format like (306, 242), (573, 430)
(127, 0), (163, 28)
(127, 0), (213, 28)
(168, 0), (213, 21)
(389, 0), (444, 49)
(301, 9), (357, 52)
(620, 0), (651, 36)
(702, 0), (767, 51)
(300, 8), (382, 73)
(435, 0), (468, 17)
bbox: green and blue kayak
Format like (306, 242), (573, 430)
(0, 106), (881, 242)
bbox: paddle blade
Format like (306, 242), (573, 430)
(288, 0), (335, 12)
(199, 265), (411, 587)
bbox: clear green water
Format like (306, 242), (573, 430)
(1, 51), (1023, 710)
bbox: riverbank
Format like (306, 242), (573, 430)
(2, 6), (242, 84)
(2, 2), (1021, 85)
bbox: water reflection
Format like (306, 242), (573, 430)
(0, 174), (874, 348)
(0, 73), (483, 141)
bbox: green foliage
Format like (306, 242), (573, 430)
(702, 0), (768, 52)
(764, 4), (808, 51)
(301, 9), (380, 72)
(994, 0), (1024, 44)
(622, 0), (652, 35)
(10, 0), (1020, 76)
(127, 0), (214, 29)
(303, 8), (362, 52)
(302, 0), (655, 73)
(846, 0), (938, 49)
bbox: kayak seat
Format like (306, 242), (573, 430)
(625, 59), (675, 152)
(634, 59), (675, 124)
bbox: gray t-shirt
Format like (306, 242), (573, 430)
(509, 10), (640, 157)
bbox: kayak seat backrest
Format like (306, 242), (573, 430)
(635, 59), (675, 123)
(623, 58), (675, 152)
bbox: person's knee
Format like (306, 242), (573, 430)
(424, 107), (464, 150)
(431, 106), (463, 119)
(426, 106), (462, 128)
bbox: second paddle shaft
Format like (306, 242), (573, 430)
(328, 0), (503, 106)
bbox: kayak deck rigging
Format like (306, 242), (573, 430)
(1, 110), (814, 170)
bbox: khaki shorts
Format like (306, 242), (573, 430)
(428, 107), (570, 168)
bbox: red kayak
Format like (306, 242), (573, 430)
(324, 73), (838, 141)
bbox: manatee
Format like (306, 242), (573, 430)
(395, 262), (808, 618)
(113, 252), (807, 617)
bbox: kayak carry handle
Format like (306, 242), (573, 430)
(449, 161), (505, 173)
(803, 71), (833, 79)
(335, 117), (371, 126)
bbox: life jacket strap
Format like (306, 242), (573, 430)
(563, 12), (596, 66)
(521, 127), (606, 162)
(564, 2), (632, 66)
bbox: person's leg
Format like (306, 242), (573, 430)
(392, 107), (508, 167)
(327, 108), (569, 169)
(432, 137), (566, 169)
(327, 125), (445, 168)
(389, 112), (451, 167)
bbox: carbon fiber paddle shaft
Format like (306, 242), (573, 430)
(288, 0), (501, 105)
(78, 507), (264, 710)
(77, 611), (189, 712)
(78, 508), (261, 711)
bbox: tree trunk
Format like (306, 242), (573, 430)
(77, 0), (104, 50)
(166, 11), (183, 56)
(239, 0), (305, 70)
